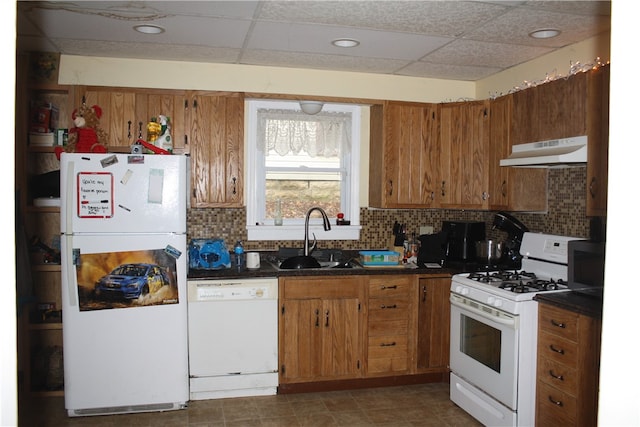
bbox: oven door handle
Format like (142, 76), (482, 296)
(450, 296), (517, 328)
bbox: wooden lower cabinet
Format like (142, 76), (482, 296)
(279, 276), (365, 384)
(279, 273), (451, 390)
(416, 276), (451, 371)
(536, 302), (602, 426)
(366, 276), (413, 376)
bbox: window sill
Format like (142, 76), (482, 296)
(247, 224), (362, 241)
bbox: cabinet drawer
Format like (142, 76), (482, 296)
(282, 276), (363, 299)
(368, 277), (411, 298)
(368, 297), (410, 321)
(368, 318), (408, 336)
(539, 305), (579, 341)
(367, 354), (408, 374)
(538, 357), (578, 395)
(538, 330), (579, 366)
(536, 381), (577, 426)
(368, 335), (408, 359)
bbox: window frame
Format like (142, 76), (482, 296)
(246, 99), (361, 241)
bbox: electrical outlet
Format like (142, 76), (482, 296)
(419, 225), (434, 235)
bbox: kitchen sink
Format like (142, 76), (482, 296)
(266, 248), (361, 270)
(268, 257), (360, 270)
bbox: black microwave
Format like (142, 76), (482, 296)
(568, 240), (606, 298)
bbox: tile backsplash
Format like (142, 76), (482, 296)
(188, 167), (595, 251)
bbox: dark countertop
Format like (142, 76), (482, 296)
(534, 291), (603, 318)
(188, 261), (455, 280)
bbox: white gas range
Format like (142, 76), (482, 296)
(449, 232), (580, 427)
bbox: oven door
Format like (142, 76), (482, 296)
(449, 293), (519, 409)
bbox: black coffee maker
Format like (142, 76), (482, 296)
(441, 220), (486, 266)
(492, 212), (528, 269)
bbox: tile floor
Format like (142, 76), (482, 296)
(19, 383), (482, 426)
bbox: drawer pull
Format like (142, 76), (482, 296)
(380, 342), (396, 347)
(549, 370), (564, 381)
(549, 344), (565, 354)
(550, 319), (566, 328)
(548, 396), (563, 407)
(380, 304), (397, 309)
(381, 285), (398, 290)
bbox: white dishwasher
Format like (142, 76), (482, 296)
(187, 277), (278, 400)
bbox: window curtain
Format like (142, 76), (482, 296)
(257, 109), (351, 157)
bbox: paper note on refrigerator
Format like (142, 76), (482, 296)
(77, 172), (114, 218)
(148, 169), (164, 204)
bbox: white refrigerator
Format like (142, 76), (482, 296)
(59, 153), (189, 417)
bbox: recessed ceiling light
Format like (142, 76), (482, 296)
(134, 24), (165, 35)
(529, 28), (561, 39)
(332, 38), (360, 48)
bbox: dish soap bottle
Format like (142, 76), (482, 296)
(233, 240), (245, 269)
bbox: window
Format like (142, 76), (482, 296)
(246, 100), (361, 241)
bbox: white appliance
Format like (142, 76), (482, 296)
(188, 277), (278, 400)
(449, 232), (579, 427)
(60, 153), (189, 416)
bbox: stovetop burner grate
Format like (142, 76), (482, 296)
(466, 270), (567, 294)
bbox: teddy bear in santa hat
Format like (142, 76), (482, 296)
(55, 103), (108, 160)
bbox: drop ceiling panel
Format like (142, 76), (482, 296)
(16, 0), (611, 81)
(248, 21), (452, 60)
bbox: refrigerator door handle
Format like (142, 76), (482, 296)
(64, 160), (75, 232)
(64, 240), (78, 307)
(63, 161), (78, 306)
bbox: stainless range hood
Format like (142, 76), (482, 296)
(500, 135), (587, 167)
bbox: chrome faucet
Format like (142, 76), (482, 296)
(304, 207), (331, 256)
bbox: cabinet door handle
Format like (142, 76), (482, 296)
(127, 120), (132, 139)
(549, 344), (565, 354)
(380, 342), (396, 347)
(482, 191), (489, 201)
(380, 304), (397, 309)
(381, 285), (397, 290)
(589, 176), (597, 198)
(232, 177), (237, 195)
(501, 180), (507, 198)
(325, 310), (329, 327)
(422, 285), (427, 302)
(441, 181), (446, 197)
(315, 309), (319, 327)
(549, 370), (564, 381)
(548, 396), (563, 407)
(550, 319), (566, 328)
(138, 121), (143, 139)
(184, 135), (188, 146)
(389, 180), (393, 196)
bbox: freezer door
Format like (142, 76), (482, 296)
(60, 153), (187, 234)
(61, 232), (188, 412)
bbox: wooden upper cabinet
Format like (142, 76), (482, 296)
(489, 94), (548, 212)
(536, 72), (587, 141)
(189, 92), (244, 207)
(488, 94), (511, 210)
(79, 87), (188, 152)
(511, 71), (587, 145)
(439, 100), (490, 209)
(511, 87), (539, 146)
(586, 65), (609, 217)
(369, 102), (439, 208)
